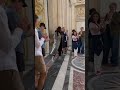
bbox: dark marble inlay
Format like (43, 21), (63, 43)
(44, 56), (65, 90)
(63, 52), (72, 90)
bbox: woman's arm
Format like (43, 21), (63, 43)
(89, 23), (100, 34)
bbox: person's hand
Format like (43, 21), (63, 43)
(45, 37), (50, 41)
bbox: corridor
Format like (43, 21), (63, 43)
(41, 48), (85, 90)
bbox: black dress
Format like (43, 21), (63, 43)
(58, 32), (63, 56)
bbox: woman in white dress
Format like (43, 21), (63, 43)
(50, 27), (62, 57)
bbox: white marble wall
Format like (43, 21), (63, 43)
(76, 21), (85, 32)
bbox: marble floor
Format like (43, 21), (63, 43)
(42, 50), (85, 90)
(87, 60), (120, 90)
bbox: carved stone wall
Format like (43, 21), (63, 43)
(75, 4), (85, 21)
(35, 0), (49, 53)
(74, 0), (85, 32)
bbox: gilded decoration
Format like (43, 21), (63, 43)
(35, 0), (45, 25)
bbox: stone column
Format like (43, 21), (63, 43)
(57, 0), (62, 26)
(48, 0), (58, 51)
(63, 0), (67, 28)
(52, 0), (58, 31)
(48, 0), (58, 33)
(67, 0), (70, 31)
(71, 4), (75, 30)
(48, 0), (53, 32)
(66, 0), (71, 46)
(44, 0), (49, 53)
(69, 2), (72, 46)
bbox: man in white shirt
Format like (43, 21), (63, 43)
(0, 0), (27, 90)
(35, 14), (47, 90)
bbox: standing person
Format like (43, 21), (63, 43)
(38, 23), (46, 57)
(35, 15), (47, 90)
(78, 27), (85, 54)
(58, 27), (64, 56)
(0, 0), (26, 89)
(110, 2), (120, 67)
(72, 31), (79, 58)
(65, 30), (69, 53)
(62, 27), (68, 54)
(72, 29), (76, 53)
(88, 8), (97, 62)
(81, 27), (85, 54)
(102, 3), (117, 65)
(50, 27), (62, 57)
(89, 12), (103, 75)
(78, 29), (82, 54)
(6, 0), (28, 80)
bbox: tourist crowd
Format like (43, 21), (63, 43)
(88, 2), (120, 75)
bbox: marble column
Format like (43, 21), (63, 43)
(71, 5), (75, 30)
(69, 2), (72, 46)
(66, 0), (72, 46)
(57, 0), (62, 27)
(47, 0), (58, 51)
(48, 0), (57, 33)
(44, 0), (49, 53)
(67, 0), (70, 31)
(63, 0), (67, 28)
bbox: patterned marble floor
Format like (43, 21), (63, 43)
(68, 67), (85, 90)
(87, 73), (120, 90)
(68, 54), (85, 90)
(87, 60), (120, 90)
(72, 54), (85, 71)
(35, 51), (85, 90)
(73, 70), (85, 90)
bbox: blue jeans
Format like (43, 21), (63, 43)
(110, 32), (119, 66)
(78, 41), (84, 54)
(81, 44), (84, 54)
(78, 41), (82, 53)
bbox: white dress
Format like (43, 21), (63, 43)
(50, 32), (61, 55)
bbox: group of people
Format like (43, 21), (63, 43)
(35, 15), (49, 90)
(50, 27), (68, 57)
(88, 2), (120, 75)
(72, 27), (85, 58)
(0, 0), (34, 90)
(35, 15), (69, 89)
